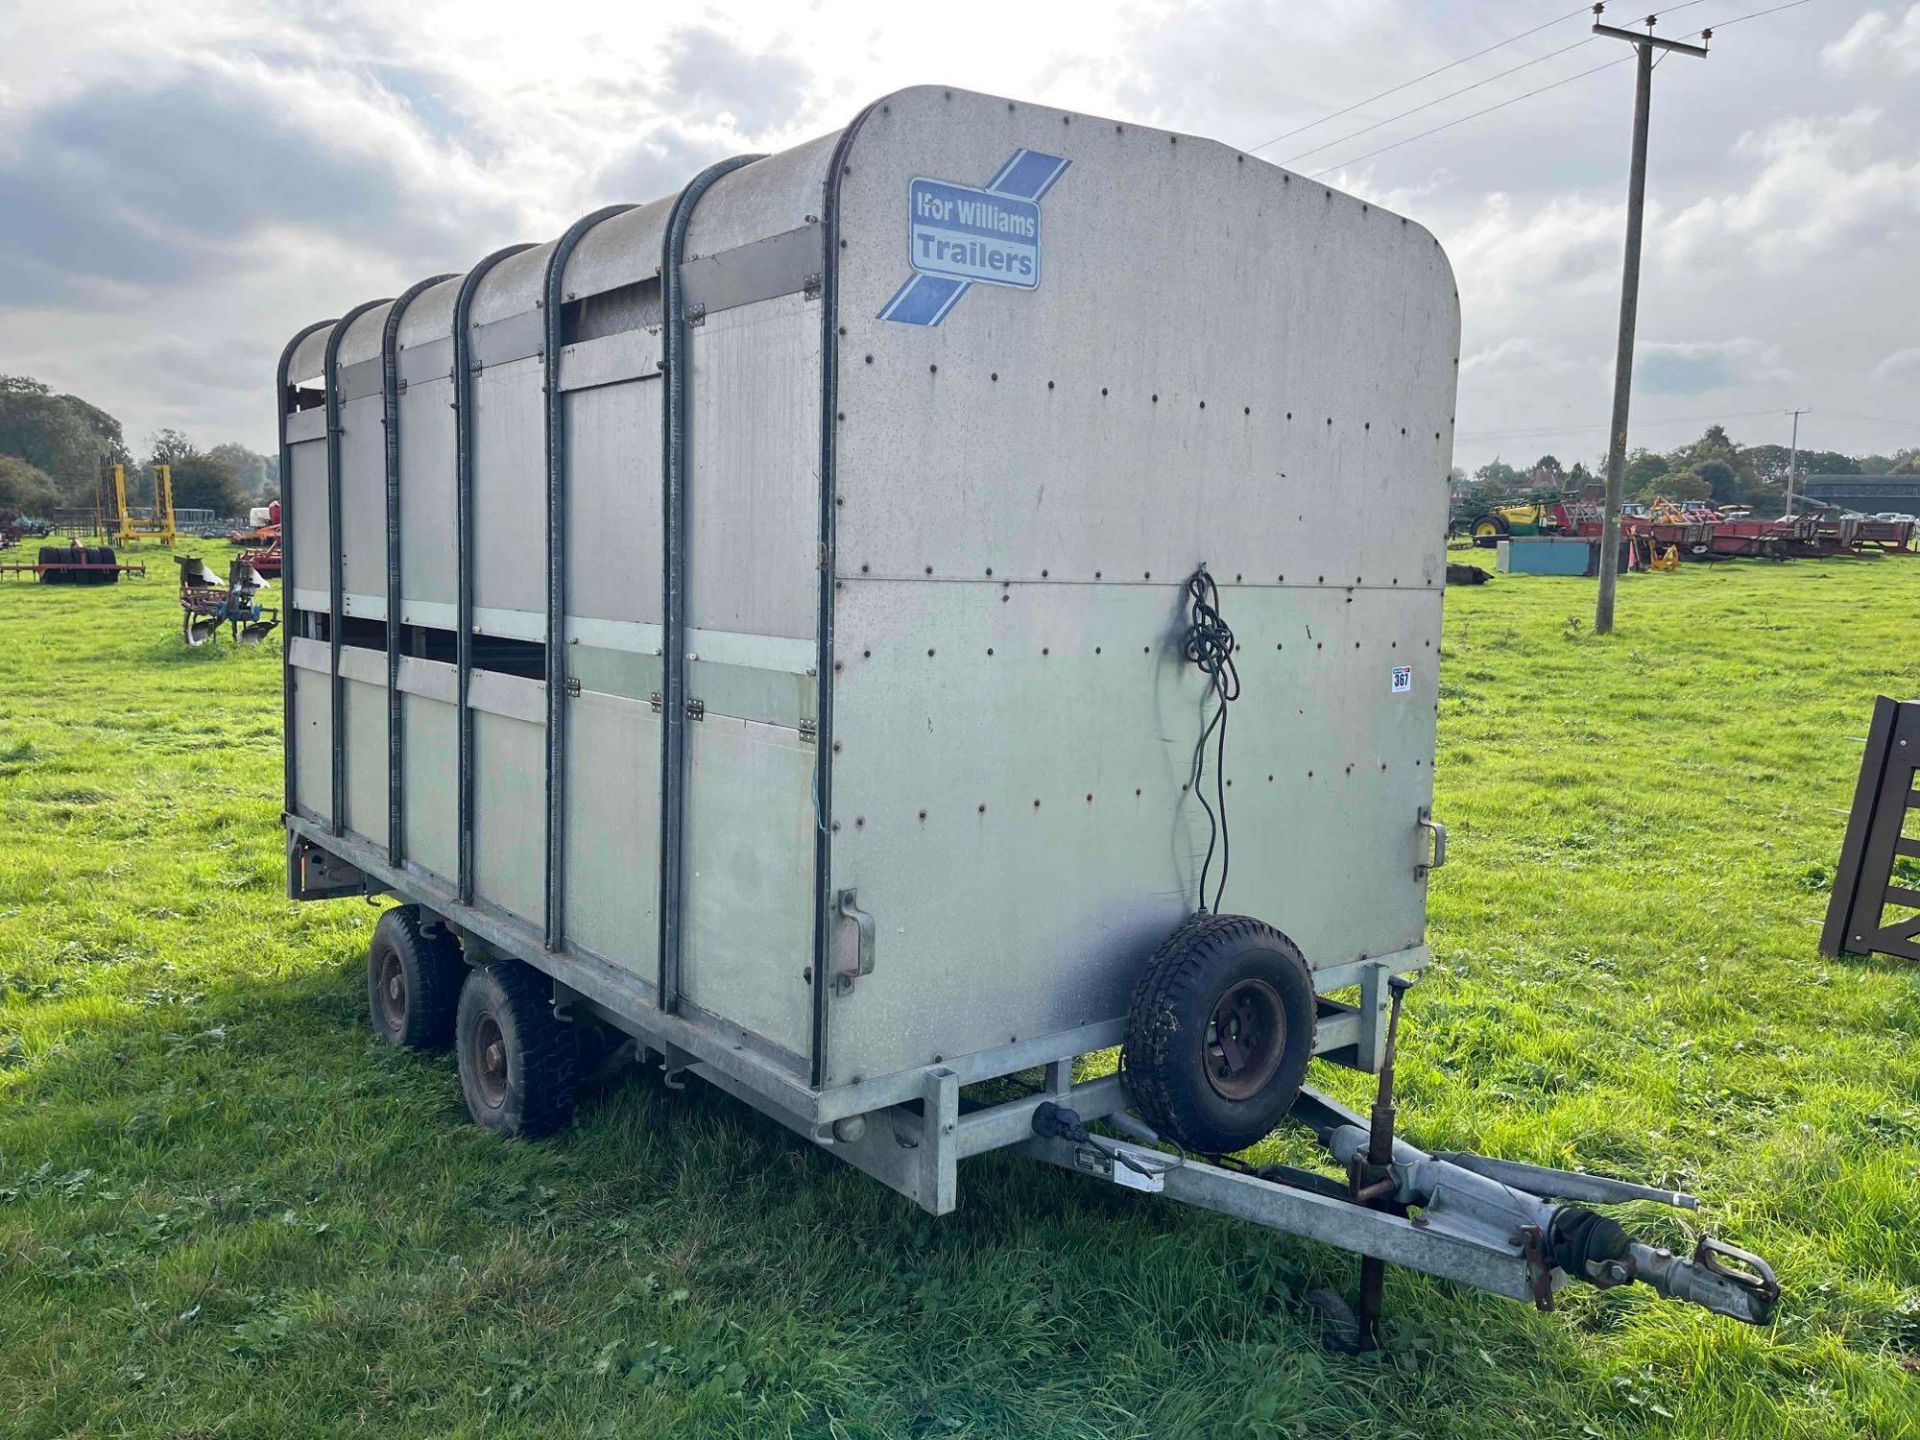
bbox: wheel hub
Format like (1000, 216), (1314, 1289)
(1204, 977), (1286, 1102)
(470, 1013), (509, 1109)
(376, 952), (407, 1031)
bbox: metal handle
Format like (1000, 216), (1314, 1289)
(1416, 809), (1448, 878)
(832, 888), (875, 995)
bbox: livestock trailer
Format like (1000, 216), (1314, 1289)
(280, 85), (1776, 1344)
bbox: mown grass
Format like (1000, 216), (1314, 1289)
(1, 545), (1916, 1438)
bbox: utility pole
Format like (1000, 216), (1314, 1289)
(1784, 408), (1808, 515)
(1592, 12), (1709, 635)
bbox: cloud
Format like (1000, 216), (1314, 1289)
(593, 125), (732, 203)
(1822, 5), (1920, 77)
(0, 59), (517, 306)
(1634, 339), (1790, 396)
(659, 27), (813, 134)
(1461, 336), (1578, 378)
(1870, 347), (1920, 384)
(1656, 108), (1920, 275)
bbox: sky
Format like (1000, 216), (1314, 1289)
(0, 0), (1914, 472)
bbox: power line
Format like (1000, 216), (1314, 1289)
(1818, 408), (1920, 434)
(1278, 0), (1717, 168)
(1280, 36), (1599, 167)
(1700, 0), (1818, 30)
(1305, 0), (1819, 178)
(1309, 53), (1632, 177)
(1247, 3), (1594, 154)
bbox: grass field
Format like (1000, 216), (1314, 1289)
(1, 546), (1917, 1438)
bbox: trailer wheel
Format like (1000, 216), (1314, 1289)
(1123, 914), (1316, 1155)
(455, 962), (576, 1138)
(366, 906), (464, 1050)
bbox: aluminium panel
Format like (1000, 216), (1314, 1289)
(686, 292), (822, 645)
(401, 691), (459, 885)
(564, 377), (664, 627)
(564, 689), (661, 978)
(681, 134), (837, 262)
(561, 195), (676, 305)
(395, 277), (459, 350)
(397, 376), (457, 619)
(338, 392), (388, 609)
(286, 326), (333, 390)
(831, 88), (1456, 588)
(334, 301), (391, 369)
(470, 241), (556, 327)
(291, 665), (331, 824)
(287, 438), (329, 615)
(473, 705), (546, 927)
(680, 713), (817, 1063)
(470, 357), (546, 623)
(825, 582), (1439, 1082)
(342, 675), (389, 849)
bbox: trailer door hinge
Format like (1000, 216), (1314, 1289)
(686, 697), (705, 720)
(802, 272), (822, 300)
(685, 303), (706, 328)
(798, 717), (817, 744)
(564, 676), (581, 698)
(649, 691), (663, 713)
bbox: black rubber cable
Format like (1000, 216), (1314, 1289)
(1182, 567), (1239, 914)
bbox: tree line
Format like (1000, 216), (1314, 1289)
(0, 375), (276, 521)
(1460, 424), (1918, 507)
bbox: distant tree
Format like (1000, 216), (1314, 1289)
(147, 429), (198, 469)
(1740, 444), (1794, 486)
(0, 455), (61, 516)
(167, 452), (246, 515)
(1624, 448), (1670, 493)
(1797, 450), (1859, 476)
(207, 442), (272, 498)
(1531, 454), (1564, 484)
(1567, 461), (1594, 490)
(1692, 459), (1742, 505)
(1475, 456), (1522, 490)
(0, 374), (129, 504)
(1643, 470), (1711, 501)
(1892, 449), (1920, 475)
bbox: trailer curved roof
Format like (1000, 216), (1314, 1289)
(282, 84), (1454, 401)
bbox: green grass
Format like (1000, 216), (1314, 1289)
(1, 546), (1917, 1438)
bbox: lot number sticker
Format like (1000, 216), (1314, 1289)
(1391, 666), (1413, 694)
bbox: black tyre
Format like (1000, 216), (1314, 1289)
(455, 962), (576, 1138)
(1469, 514), (1508, 549)
(366, 906), (465, 1050)
(1123, 914), (1316, 1155)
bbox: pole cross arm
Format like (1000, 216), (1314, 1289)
(1592, 22), (1711, 55)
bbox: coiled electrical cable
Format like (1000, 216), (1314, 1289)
(1182, 566), (1239, 914)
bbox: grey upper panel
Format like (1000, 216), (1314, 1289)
(472, 239), (559, 327)
(682, 133), (839, 260)
(335, 302), (394, 369)
(559, 194), (678, 303)
(286, 325), (334, 388)
(828, 85), (1460, 589)
(397, 276), (461, 349)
